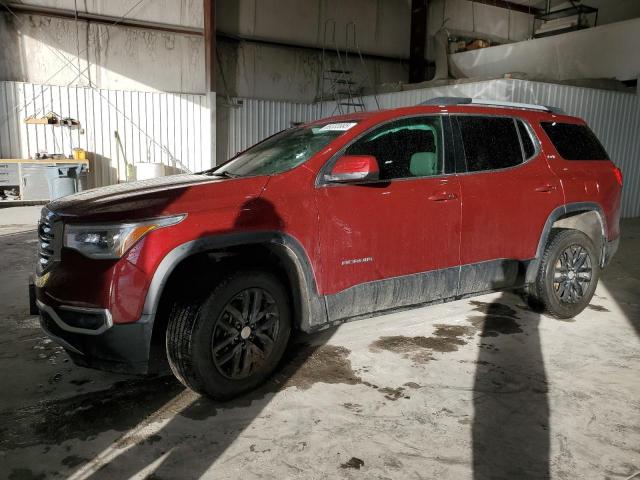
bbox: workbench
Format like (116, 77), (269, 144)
(0, 159), (90, 201)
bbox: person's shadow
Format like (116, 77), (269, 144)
(472, 292), (550, 480)
(76, 196), (338, 479)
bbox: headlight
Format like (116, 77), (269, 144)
(64, 215), (185, 259)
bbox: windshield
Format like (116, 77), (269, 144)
(209, 121), (358, 177)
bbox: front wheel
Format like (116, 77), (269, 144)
(166, 270), (291, 400)
(527, 229), (600, 319)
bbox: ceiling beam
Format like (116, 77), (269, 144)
(0, 2), (203, 36)
(471, 0), (542, 15)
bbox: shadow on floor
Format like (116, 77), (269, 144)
(80, 328), (339, 479)
(1, 328), (341, 479)
(471, 293), (550, 480)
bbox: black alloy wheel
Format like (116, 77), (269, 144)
(526, 228), (600, 319)
(211, 288), (280, 380)
(166, 270), (291, 400)
(552, 244), (593, 304)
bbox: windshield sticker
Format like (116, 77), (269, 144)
(318, 122), (357, 132)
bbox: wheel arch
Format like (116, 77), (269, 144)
(526, 202), (607, 284)
(143, 232), (327, 348)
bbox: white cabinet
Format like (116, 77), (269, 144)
(0, 163), (20, 187)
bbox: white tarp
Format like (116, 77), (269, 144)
(449, 18), (640, 82)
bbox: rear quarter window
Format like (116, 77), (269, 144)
(541, 122), (609, 160)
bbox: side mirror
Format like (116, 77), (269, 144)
(325, 155), (380, 183)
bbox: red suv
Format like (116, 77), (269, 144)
(31, 97), (622, 399)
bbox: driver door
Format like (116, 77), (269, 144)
(314, 115), (461, 321)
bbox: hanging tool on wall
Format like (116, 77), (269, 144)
(24, 112), (59, 125)
(24, 111), (82, 130)
(114, 130), (135, 182)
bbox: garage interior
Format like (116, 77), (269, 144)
(0, 0), (639, 479)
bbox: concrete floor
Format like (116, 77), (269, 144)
(0, 209), (638, 480)
(0, 206), (42, 235)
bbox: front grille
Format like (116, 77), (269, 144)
(37, 209), (62, 273)
(38, 218), (54, 269)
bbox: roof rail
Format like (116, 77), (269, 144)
(420, 97), (565, 115)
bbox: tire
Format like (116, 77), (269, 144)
(527, 228), (600, 319)
(166, 270), (291, 400)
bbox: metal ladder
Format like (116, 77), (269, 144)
(319, 20), (379, 116)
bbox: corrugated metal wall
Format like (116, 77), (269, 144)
(0, 81), (212, 187)
(216, 99), (319, 163)
(222, 79), (639, 217)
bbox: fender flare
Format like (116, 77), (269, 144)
(141, 231), (327, 332)
(525, 201), (607, 283)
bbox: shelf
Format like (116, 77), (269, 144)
(534, 25), (589, 38)
(536, 5), (597, 22)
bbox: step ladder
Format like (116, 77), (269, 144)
(318, 20), (379, 116)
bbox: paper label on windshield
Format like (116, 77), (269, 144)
(318, 122), (357, 132)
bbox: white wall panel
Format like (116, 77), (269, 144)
(0, 81), (211, 187)
(216, 98), (319, 164)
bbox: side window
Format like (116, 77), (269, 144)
(517, 120), (536, 159)
(540, 122), (609, 160)
(457, 116), (524, 172)
(346, 117), (443, 180)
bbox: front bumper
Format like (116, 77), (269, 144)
(34, 294), (155, 375)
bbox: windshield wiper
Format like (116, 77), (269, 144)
(205, 170), (241, 178)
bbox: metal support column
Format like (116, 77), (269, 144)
(409, 0), (428, 84)
(204, 0), (217, 166)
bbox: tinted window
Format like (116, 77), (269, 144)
(517, 120), (535, 159)
(457, 117), (523, 172)
(541, 122), (609, 160)
(346, 117), (443, 180)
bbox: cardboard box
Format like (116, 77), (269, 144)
(466, 39), (490, 51)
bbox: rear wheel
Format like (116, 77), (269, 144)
(527, 229), (600, 319)
(166, 270), (291, 400)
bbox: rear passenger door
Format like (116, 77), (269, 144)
(453, 115), (564, 295)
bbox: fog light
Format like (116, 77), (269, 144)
(57, 308), (109, 331)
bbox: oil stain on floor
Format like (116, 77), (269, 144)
(341, 457), (365, 469)
(369, 301), (525, 364)
(369, 324), (476, 364)
(379, 386), (410, 401)
(272, 344), (362, 390)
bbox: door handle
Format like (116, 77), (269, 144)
(428, 192), (457, 202)
(534, 184), (557, 193)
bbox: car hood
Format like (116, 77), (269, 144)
(45, 173), (269, 221)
